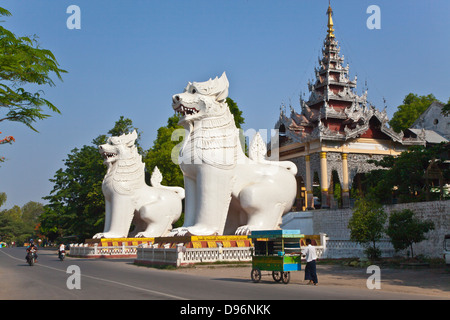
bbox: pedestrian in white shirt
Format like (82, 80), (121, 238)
(302, 238), (318, 285)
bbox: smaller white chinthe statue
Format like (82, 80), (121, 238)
(93, 130), (185, 239)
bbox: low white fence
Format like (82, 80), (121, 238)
(135, 245), (253, 267)
(69, 243), (137, 257)
(69, 233), (396, 262)
(321, 237), (396, 259)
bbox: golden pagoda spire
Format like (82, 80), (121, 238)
(327, 1), (335, 38)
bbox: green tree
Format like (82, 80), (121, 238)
(364, 143), (449, 203)
(389, 93), (438, 133)
(144, 114), (184, 188)
(21, 201), (43, 226)
(386, 209), (435, 258)
(442, 98), (450, 117)
(226, 97), (245, 129)
(0, 201), (42, 245)
(348, 196), (387, 259)
(0, 7), (66, 132)
(41, 144), (106, 241)
(0, 192), (6, 207)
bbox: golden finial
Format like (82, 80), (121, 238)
(327, 1), (335, 38)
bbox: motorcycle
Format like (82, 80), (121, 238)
(58, 250), (65, 261)
(26, 248), (37, 266)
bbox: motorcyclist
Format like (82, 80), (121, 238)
(26, 239), (38, 262)
(58, 243), (65, 259)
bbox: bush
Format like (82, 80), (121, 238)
(364, 246), (382, 260)
(386, 209), (435, 258)
(348, 196), (387, 260)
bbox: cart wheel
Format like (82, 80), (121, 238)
(272, 271), (282, 282)
(281, 271), (290, 284)
(251, 268), (261, 283)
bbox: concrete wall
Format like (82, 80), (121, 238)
(411, 102), (450, 140)
(283, 201), (449, 258)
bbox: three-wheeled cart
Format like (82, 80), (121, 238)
(249, 230), (304, 284)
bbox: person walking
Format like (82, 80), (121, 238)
(302, 238), (318, 285)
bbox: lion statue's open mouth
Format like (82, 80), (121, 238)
(174, 101), (199, 116)
(101, 151), (117, 161)
(169, 72), (298, 236)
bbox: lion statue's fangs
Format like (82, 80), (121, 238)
(93, 130), (185, 239)
(169, 72), (297, 237)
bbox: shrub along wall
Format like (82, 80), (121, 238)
(312, 201), (449, 258)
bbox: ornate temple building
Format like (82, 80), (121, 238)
(274, 4), (425, 209)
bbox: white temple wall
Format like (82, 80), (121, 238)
(282, 200), (449, 258)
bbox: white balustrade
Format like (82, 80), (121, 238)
(69, 232), (395, 263)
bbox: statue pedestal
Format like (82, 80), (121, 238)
(84, 237), (155, 247)
(83, 235), (251, 248)
(153, 235), (251, 249)
(71, 235), (252, 259)
(135, 235), (253, 267)
(70, 237), (155, 258)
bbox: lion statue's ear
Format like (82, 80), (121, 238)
(125, 130), (138, 147)
(192, 72), (229, 103)
(215, 72), (229, 103)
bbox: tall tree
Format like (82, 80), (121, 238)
(0, 7), (66, 132)
(442, 98), (450, 117)
(226, 97), (245, 129)
(41, 144), (106, 241)
(364, 143), (449, 203)
(0, 201), (42, 245)
(389, 93), (438, 133)
(144, 114), (184, 188)
(0, 192), (6, 207)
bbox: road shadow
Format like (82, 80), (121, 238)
(318, 264), (450, 294)
(211, 277), (250, 283)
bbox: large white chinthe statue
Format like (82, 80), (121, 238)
(170, 72), (297, 236)
(93, 130), (185, 239)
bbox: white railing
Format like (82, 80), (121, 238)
(321, 237), (396, 259)
(135, 245), (253, 267)
(69, 243), (137, 257)
(69, 233), (395, 262)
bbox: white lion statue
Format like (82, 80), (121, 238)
(93, 130), (185, 239)
(170, 72), (297, 236)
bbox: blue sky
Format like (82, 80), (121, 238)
(1, 0), (449, 209)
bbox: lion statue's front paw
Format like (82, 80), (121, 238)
(92, 232), (124, 239)
(135, 232), (148, 238)
(92, 233), (105, 239)
(135, 232), (164, 238)
(167, 227), (190, 237)
(235, 226), (252, 236)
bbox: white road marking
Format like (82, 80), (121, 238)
(0, 249), (187, 300)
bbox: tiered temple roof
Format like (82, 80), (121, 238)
(276, 4), (424, 148)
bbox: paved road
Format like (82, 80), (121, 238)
(0, 247), (444, 303)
